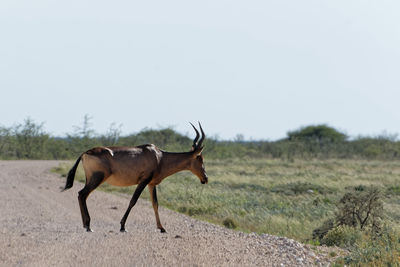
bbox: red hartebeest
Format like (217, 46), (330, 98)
(63, 122), (207, 232)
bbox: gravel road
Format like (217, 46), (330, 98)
(0, 161), (338, 266)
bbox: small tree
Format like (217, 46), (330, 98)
(67, 114), (99, 155)
(14, 118), (49, 159)
(335, 186), (383, 232)
(0, 126), (14, 159)
(287, 125), (346, 142)
(313, 186), (384, 243)
(100, 122), (123, 146)
(72, 114), (95, 138)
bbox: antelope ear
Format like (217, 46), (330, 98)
(195, 146), (204, 156)
(191, 146), (204, 157)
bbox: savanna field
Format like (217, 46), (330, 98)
(2, 119), (400, 265)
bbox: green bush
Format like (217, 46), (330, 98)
(388, 185), (400, 196)
(313, 186), (383, 243)
(222, 218), (237, 229)
(321, 225), (361, 247)
(336, 227), (400, 266)
(336, 186), (383, 231)
(313, 218), (335, 241)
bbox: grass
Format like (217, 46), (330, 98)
(53, 158), (400, 243)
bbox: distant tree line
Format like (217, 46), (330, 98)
(208, 125), (400, 160)
(0, 118), (400, 160)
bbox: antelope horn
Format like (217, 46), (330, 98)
(197, 122), (205, 148)
(190, 122), (200, 149)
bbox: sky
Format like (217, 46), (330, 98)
(1, 0), (400, 140)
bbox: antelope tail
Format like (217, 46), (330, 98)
(62, 154), (82, 191)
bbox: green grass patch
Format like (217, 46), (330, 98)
(388, 185), (400, 196)
(270, 182), (333, 195)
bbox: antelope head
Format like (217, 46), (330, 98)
(189, 122), (208, 184)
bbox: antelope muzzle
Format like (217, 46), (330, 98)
(201, 174), (208, 184)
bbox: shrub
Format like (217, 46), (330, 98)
(388, 185), (400, 196)
(13, 118), (49, 159)
(313, 186), (384, 243)
(313, 218), (335, 241)
(336, 186), (383, 231)
(222, 218), (237, 229)
(337, 227), (400, 266)
(177, 206), (187, 213)
(321, 225), (361, 248)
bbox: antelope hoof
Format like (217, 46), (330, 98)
(86, 227), (93, 232)
(120, 228), (127, 233)
(160, 228), (166, 233)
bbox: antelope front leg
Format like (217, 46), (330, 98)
(120, 174), (153, 232)
(148, 185), (166, 233)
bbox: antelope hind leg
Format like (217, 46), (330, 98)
(78, 171), (105, 232)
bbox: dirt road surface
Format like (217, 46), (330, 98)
(0, 161), (337, 266)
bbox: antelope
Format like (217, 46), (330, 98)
(63, 122), (208, 233)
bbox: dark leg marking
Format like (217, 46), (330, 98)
(120, 173), (153, 232)
(78, 171), (105, 232)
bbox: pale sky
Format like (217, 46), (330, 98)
(1, 1), (399, 140)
